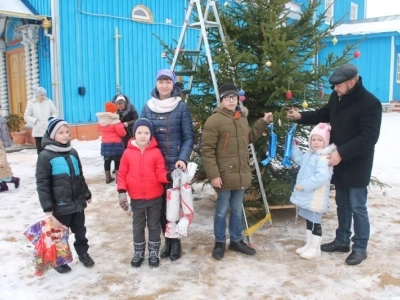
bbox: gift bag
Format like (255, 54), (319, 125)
(165, 163), (197, 238)
(24, 215), (73, 276)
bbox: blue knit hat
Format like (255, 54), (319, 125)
(47, 118), (69, 140)
(133, 118), (154, 138)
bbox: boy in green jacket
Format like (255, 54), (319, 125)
(202, 83), (272, 260)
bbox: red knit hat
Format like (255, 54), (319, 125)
(105, 102), (117, 113)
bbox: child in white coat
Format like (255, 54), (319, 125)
(290, 123), (336, 260)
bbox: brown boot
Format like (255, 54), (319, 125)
(105, 171), (115, 184)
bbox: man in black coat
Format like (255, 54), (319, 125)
(287, 63), (382, 265)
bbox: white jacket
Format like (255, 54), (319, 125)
(24, 98), (58, 137)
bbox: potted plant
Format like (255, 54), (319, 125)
(6, 114), (27, 146)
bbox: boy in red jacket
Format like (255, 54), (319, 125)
(117, 118), (172, 268)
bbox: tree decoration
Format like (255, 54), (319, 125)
(265, 60), (272, 67)
(224, 1), (230, 7)
(286, 81), (292, 100)
(281, 124), (297, 168)
(161, 52), (167, 58)
(261, 124), (277, 166)
(354, 50), (361, 58)
(332, 36), (338, 45)
(302, 88), (308, 108)
(239, 88), (246, 101)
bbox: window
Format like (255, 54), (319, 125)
(350, 2), (358, 20)
(397, 53), (400, 83)
(325, 0), (334, 24)
(131, 5), (153, 23)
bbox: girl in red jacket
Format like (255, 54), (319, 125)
(96, 102), (126, 183)
(117, 118), (172, 268)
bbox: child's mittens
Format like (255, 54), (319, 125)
(118, 193), (129, 211)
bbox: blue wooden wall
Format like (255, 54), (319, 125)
(27, 0), (201, 123)
(320, 33), (394, 103)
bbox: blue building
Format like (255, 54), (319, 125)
(0, 0), (395, 140)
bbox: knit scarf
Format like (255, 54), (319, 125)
(146, 96), (181, 113)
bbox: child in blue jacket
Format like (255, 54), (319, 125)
(290, 123), (336, 260)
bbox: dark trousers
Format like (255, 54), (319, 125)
(334, 185), (369, 252)
(306, 219), (322, 236)
(34, 137), (43, 155)
(131, 197), (163, 243)
(104, 159), (120, 171)
(55, 211), (89, 256)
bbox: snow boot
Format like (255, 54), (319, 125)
(10, 177), (20, 189)
(78, 253), (95, 267)
(212, 242), (226, 260)
(54, 264), (71, 274)
(105, 171), (115, 184)
(148, 241), (161, 268)
(169, 238), (181, 261)
(0, 182), (8, 192)
(296, 230), (312, 255)
(160, 237), (171, 259)
(229, 239), (256, 256)
(131, 242), (145, 268)
(300, 235), (322, 259)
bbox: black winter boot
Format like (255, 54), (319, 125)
(105, 171), (115, 184)
(160, 237), (171, 259)
(148, 241), (161, 268)
(169, 238), (181, 261)
(229, 239), (256, 256)
(0, 182), (8, 192)
(54, 264), (71, 274)
(78, 253), (95, 268)
(11, 177), (20, 189)
(212, 242), (226, 260)
(131, 242), (145, 268)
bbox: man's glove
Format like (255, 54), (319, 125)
(118, 193), (129, 211)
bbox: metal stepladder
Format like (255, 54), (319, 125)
(170, 0), (226, 102)
(170, 0), (272, 243)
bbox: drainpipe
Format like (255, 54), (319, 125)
(114, 27), (121, 94)
(41, 0), (64, 118)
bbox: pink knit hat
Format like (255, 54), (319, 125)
(309, 123), (331, 147)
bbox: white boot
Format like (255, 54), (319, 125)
(296, 230), (312, 255)
(300, 234), (322, 259)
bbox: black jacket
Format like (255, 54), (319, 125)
(298, 77), (382, 187)
(112, 94), (138, 145)
(36, 134), (92, 216)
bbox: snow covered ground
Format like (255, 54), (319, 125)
(1, 113), (399, 299)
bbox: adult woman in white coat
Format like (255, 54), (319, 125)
(24, 87), (58, 154)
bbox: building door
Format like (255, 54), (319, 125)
(6, 47), (27, 115)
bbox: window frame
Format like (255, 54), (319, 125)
(131, 5), (153, 23)
(350, 2), (358, 21)
(325, 0), (334, 24)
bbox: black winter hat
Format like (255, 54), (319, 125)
(218, 83), (238, 101)
(133, 118), (154, 138)
(329, 64), (358, 85)
(46, 118), (69, 140)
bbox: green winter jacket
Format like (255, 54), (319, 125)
(201, 105), (268, 190)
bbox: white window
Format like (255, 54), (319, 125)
(350, 2), (358, 20)
(325, 0), (334, 24)
(397, 53), (400, 83)
(131, 5), (153, 23)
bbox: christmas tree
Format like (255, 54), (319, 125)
(158, 0), (359, 206)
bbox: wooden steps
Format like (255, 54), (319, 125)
(389, 101), (400, 112)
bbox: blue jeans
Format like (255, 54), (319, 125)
(334, 186), (369, 252)
(214, 189), (245, 243)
